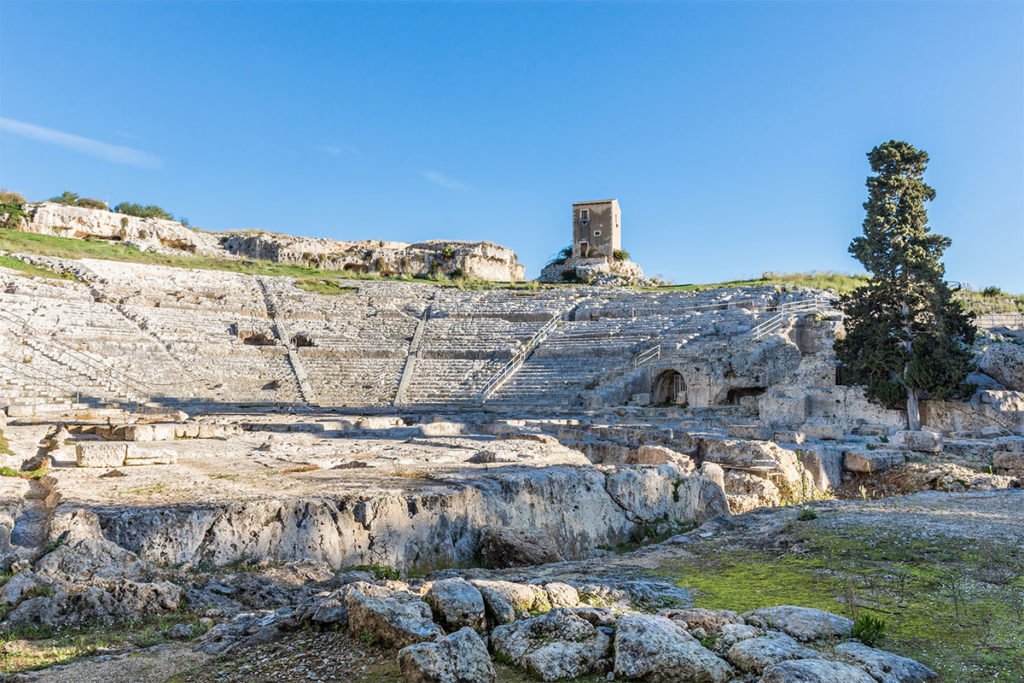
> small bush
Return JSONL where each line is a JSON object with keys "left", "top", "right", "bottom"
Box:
{"left": 0, "top": 190, "right": 26, "bottom": 205}
{"left": 0, "top": 190, "right": 27, "bottom": 229}
{"left": 546, "top": 246, "right": 573, "bottom": 268}
{"left": 613, "top": 249, "right": 630, "bottom": 261}
{"left": 852, "top": 614, "right": 887, "bottom": 646}
{"left": 797, "top": 508, "right": 817, "bottom": 521}
{"left": 350, "top": 564, "right": 400, "bottom": 581}
{"left": 76, "top": 197, "right": 109, "bottom": 210}
{"left": 48, "top": 192, "right": 108, "bottom": 210}
{"left": 113, "top": 202, "right": 174, "bottom": 221}
{"left": 982, "top": 286, "right": 1004, "bottom": 297}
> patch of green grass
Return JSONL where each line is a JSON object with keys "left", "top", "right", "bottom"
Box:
{"left": 294, "top": 278, "right": 359, "bottom": 295}
{"left": 0, "top": 466, "right": 48, "bottom": 480}
{"left": 641, "top": 272, "right": 870, "bottom": 295}
{"left": 0, "top": 229, "right": 554, "bottom": 291}
{"left": 0, "top": 254, "right": 77, "bottom": 281}
{"left": 655, "top": 524, "right": 1024, "bottom": 679}
{"left": 347, "top": 564, "right": 401, "bottom": 581}
{"left": 0, "top": 612, "right": 209, "bottom": 674}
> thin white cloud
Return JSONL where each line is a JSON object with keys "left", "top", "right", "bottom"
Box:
{"left": 0, "top": 117, "right": 160, "bottom": 168}
{"left": 323, "top": 143, "right": 362, "bottom": 159}
{"left": 423, "top": 170, "right": 471, "bottom": 191}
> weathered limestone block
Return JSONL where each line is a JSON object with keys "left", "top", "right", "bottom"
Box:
{"left": 399, "top": 627, "right": 496, "bottom": 683}
{"left": 773, "top": 430, "right": 806, "bottom": 445}
{"left": 491, "top": 609, "right": 611, "bottom": 681}
{"left": 833, "top": 641, "right": 937, "bottom": 682}
{"left": 727, "top": 424, "right": 771, "bottom": 440}
{"left": 993, "top": 451, "right": 1024, "bottom": 475}
{"left": 979, "top": 342, "right": 1024, "bottom": 392}
{"left": 761, "top": 659, "right": 875, "bottom": 683}
{"left": 726, "top": 632, "right": 818, "bottom": 673}
{"left": 424, "top": 578, "right": 486, "bottom": 633}
{"left": 471, "top": 580, "right": 551, "bottom": 626}
{"left": 801, "top": 422, "right": 843, "bottom": 441}
{"left": 123, "top": 444, "right": 177, "bottom": 466}
{"left": 116, "top": 423, "right": 178, "bottom": 442}
{"left": 797, "top": 446, "right": 843, "bottom": 492}
{"left": 613, "top": 614, "right": 733, "bottom": 683}
{"left": 843, "top": 450, "right": 906, "bottom": 474}
{"left": 76, "top": 442, "right": 127, "bottom": 468}
{"left": 893, "top": 430, "right": 942, "bottom": 453}
{"left": 346, "top": 587, "right": 442, "bottom": 650}
{"left": 543, "top": 583, "right": 580, "bottom": 609}
{"left": 628, "top": 444, "right": 693, "bottom": 467}
{"left": 743, "top": 606, "right": 853, "bottom": 641}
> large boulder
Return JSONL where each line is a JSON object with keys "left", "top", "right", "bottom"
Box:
{"left": 346, "top": 587, "right": 442, "bottom": 649}
{"left": 612, "top": 614, "right": 733, "bottom": 683}
{"left": 834, "top": 642, "right": 937, "bottom": 682}
{"left": 399, "top": 627, "right": 496, "bottom": 683}
{"left": 424, "top": 578, "right": 486, "bottom": 633}
{"left": 744, "top": 606, "right": 853, "bottom": 642}
{"left": 760, "top": 658, "right": 875, "bottom": 682}
{"left": 979, "top": 343, "right": 1024, "bottom": 392}
{"left": 490, "top": 609, "right": 611, "bottom": 681}
{"left": 726, "top": 632, "right": 818, "bottom": 673}
{"left": 470, "top": 580, "right": 551, "bottom": 626}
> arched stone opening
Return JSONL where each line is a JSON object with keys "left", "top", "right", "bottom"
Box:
{"left": 653, "top": 369, "right": 686, "bottom": 405}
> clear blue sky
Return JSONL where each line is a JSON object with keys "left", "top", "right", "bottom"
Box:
{"left": 1, "top": 1, "right": 1021, "bottom": 289}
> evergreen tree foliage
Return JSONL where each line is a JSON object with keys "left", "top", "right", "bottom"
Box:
{"left": 836, "top": 141, "right": 976, "bottom": 430}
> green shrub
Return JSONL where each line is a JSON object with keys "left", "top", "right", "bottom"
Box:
{"left": 546, "top": 246, "right": 573, "bottom": 268}
{"left": 48, "top": 192, "right": 108, "bottom": 210}
{"left": 0, "top": 190, "right": 26, "bottom": 205}
{"left": 852, "top": 614, "right": 886, "bottom": 646}
{"left": 797, "top": 508, "right": 818, "bottom": 521}
{"left": 982, "top": 286, "right": 1003, "bottom": 297}
{"left": 76, "top": 197, "right": 109, "bottom": 210}
{"left": 350, "top": 563, "right": 400, "bottom": 581}
{"left": 0, "top": 190, "right": 27, "bottom": 229}
{"left": 613, "top": 249, "right": 630, "bottom": 261}
{"left": 113, "top": 202, "right": 174, "bottom": 221}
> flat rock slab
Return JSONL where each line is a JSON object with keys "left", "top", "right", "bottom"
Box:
{"left": 844, "top": 450, "right": 906, "bottom": 473}
{"left": 76, "top": 442, "right": 127, "bottom": 468}
{"left": 743, "top": 606, "right": 853, "bottom": 641}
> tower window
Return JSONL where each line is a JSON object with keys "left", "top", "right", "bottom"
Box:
{"left": 593, "top": 230, "right": 602, "bottom": 237}
{"left": 580, "top": 208, "right": 590, "bottom": 221}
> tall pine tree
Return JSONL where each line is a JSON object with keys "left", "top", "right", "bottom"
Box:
{"left": 836, "top": 141, "right": 975, "bottom": 430}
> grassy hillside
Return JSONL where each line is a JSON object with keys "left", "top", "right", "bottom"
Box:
{"left": 0, "top": 229, "right": 540, "bottom": 291}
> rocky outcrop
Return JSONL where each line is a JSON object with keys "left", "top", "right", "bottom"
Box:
{"left": 979, "top": 342, "right": 1024, "bottom": 392}
{"left": 19, "top": 202, "right": 223, "bottom": 256}
{"left": 86, "top": 465, "right": 729, "bottom": 571}
{"left": 14, "top": 202, "right": 525, "bottom": 282}
{"left": 221, "top": 234, "right": 525, "bottom": 282}
{"left": 539, "top": 256, "right": 645, "bottom": 285}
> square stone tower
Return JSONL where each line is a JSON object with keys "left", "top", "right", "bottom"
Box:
{"left": 572, "top": 199, "right": 621, "bottom": 259}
